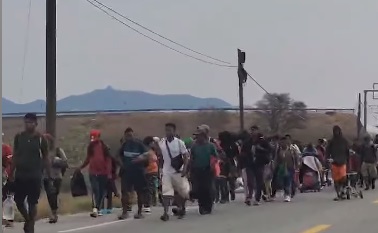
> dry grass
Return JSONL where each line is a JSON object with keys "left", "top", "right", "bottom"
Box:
{"left": 3, "top": 111, "right": 357, "bottom": 219}
{"left": 2, "top": 111, "right": 358, "bottom": 157}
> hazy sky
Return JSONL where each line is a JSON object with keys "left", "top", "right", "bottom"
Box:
{"left": 3, "top": 0, "right": 378, "bottom": 111}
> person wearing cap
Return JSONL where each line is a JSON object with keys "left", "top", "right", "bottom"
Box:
{"left": 9, "top": 113, "right": 53, "bottom": 233}
{"left": 78, "top": 129, "right": 112, "bottom": 218}
{"left": 158, "top": 123, "right": 190, "bottom": 221}
{"left": 117, "top": 127, "right": 150, "bottom": 220}
{"left": 190, "top": 125, "right": 218, "bottom": 215}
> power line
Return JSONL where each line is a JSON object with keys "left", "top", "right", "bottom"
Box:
{"left": 19, "top": 0, "right": 32, "bottom": 102}
{"left": 92, "top": 0, "right": 232, "bottom": 65}
{"left": 86, "top": 0, "right": 236, "bottom": 68}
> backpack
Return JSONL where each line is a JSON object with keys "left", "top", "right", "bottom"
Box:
{"left": 14, "top": 132, "right": 44, "bottom": 166}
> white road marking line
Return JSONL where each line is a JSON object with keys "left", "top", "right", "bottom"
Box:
{"left": 58, "top": 206, "right": 200, "bottom": 232}
{"left": 58, "top": 219, "right": 130, "bottom": 233}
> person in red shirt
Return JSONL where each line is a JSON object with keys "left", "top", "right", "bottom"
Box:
{"left": 77, "top": 130, "right": 111, "bottom": 218}
{"left": 2, "top": 133, "right": 13, "bottom": 185}
{"left": 2, "top": 133, "right": 14, "bottom": 228}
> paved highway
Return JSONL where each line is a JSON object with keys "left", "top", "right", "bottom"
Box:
{"left": 4, "top": 188, "right": 378, "bottom": 233}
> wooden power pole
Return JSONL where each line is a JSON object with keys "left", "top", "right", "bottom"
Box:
{"left": 357, "top": 93, "right": 361, "bottom": 139}
{"left": 46, "top": 0, "right": 57, "bottom": 147}
{"left": 237, "top": 49, "right": 247, "bottom": 131}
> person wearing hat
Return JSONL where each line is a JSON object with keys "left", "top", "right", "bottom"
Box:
{"left": 190, "top": 126, "right": 218, "bottom": 215}
{"left": 78, "top": 129, "right": 112, "bottom": 218}
{"left": 9, "top": 113, "right": 53, "bottom": 233}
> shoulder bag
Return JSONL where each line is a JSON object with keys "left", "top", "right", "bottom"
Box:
{"left": 165, "top": 139, "right": 183, "bottom": 173}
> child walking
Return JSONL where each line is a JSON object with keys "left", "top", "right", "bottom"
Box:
{"left": 215, "top": 157, "right": 230, "bottom": 204}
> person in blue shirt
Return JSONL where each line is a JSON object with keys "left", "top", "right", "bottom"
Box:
{"left": 117, "top": 127, "right": 149, "bottom": 220}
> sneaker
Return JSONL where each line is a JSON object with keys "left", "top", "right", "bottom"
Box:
{"left": 177, "top": 208, "right": 186, "bottom": 219}
{"left": 284, "top": 196, "right": 291, "bottom": 202}
{"left": 134, "top": 213, "right": 144, "bottom": 219}
{"left": 98, "top": 209, "right": 105, "bottom": 216}
{"left": 253, "top": 201, "right": 261, "bottom": 206}
{"left": 160, "top": 213, "right": 169, "bottom": 222}
{"left": 106, "top": 209, "right": 113, "bottom": 214}
{"left": 4, "top": 220, "right": 14, "bottom": 228}
{"left": 118, "top": 212, "right": 129, "bottom": 220}
{"left": 48, "top": 213, "right": 58, "bottom": 223}
{"left": 172, "top": 207, "right": 179, "bottom": 216}
{"left": 90, "top": 208, "right": 98, "bottom": 218}
{"left": 143, "top": 207, "right": 151, "bottom": 213}
{"left": 245, "top": 200, "right": 251, "bottom": 206}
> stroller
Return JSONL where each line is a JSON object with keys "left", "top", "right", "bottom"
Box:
{"left": 299, "top": 149, "right": 323, "bottom": 193}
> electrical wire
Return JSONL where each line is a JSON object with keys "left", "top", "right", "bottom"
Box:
{"left": 92, "top": 0, "right": 232, "bottom": 65}
{"left": 19, "top": 0, "right": 32, "bottom": 102}
{"left": 245, "top": 71, "right": 306, "bottom": 120}
{"left": 86, "top": 0, "right": 236, "bottom": 68}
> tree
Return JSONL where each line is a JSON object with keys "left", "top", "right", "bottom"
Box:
{"left": 255, "top": 93, "right": 307, "bottom": 133}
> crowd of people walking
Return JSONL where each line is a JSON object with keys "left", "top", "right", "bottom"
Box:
{"left": 2, "top": 113, "right": 378, "bottom": 232}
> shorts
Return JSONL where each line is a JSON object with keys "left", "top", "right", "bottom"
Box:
{"left": 121, "top": 172, "right": 147, "bottom": 194}
{"left": 331, "top": 164, "right": 347, "bottom": 182}
{"left": 162, "top": 173, "right": 190, "bottom": 199}
{"left": 13, "top": 177, "right": 42, "bottom": 205}
{"left": 361, "top": 162, "right": 378, "bottom": 178}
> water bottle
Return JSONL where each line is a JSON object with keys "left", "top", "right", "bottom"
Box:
{"left": 3, "top": 194, "right": 15, "bottom": 221}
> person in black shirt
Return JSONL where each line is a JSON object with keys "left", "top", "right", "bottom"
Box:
{"left": 9, "top": 113, "right": 53, "bottom": 233}
{"left": 241, "top": 126, "right": 272, "bottom": 206}
{"left": 218, "top": 131, "right": 239, "bottom": 201}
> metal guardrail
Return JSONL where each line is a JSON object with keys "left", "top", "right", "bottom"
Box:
{"left": 2, "top": 107, "right": 355, "bottom": 118}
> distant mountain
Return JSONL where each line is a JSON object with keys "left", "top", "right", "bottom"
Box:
{"left": 2, "top": 86, "right": 232, "bottom": 114}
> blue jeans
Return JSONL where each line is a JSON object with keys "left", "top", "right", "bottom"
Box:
{"left": 283, "top": 169, "right": 295, "bottom": 196}
{"left": 89, "top": 174, "right": 108, "bottom": 209}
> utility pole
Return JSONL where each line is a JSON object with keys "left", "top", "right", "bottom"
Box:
{"left": 237, "top": 49, "right": 247, "bottom": 131}
{"left": 363, "top": 89, "right": 378, "bottom": 132}
{"left": 357, "top": 93, "right": 361, "bottom": 139}
{"left": 46, "top": 0, "right": 57, "bottom": 147}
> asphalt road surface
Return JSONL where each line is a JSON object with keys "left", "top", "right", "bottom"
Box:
{"left": 4, "top": 188, "right": 378, "bottom": 233}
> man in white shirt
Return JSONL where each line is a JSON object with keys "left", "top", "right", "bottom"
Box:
{"left": 158, "top": 123, "right": 190, "bottom": 221}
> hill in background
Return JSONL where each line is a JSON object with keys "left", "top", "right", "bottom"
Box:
{"left": 2, "top": 86, "right": 232, "bottom": 114}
